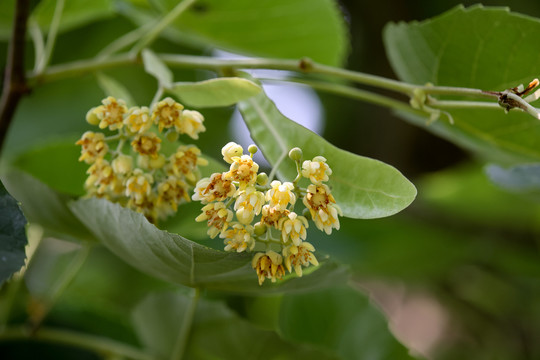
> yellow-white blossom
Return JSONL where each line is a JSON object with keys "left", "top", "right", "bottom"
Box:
{"left": 131, "top": 133, "right": 161, "bottom": 159}
{"left": 124, "top": 106, "right": 152, "bottom": 134}
{"left": 282, "top": 242, "right": 318, "bottom": 277}
{"left": 302, "top": 156, "right": 332, "bottom": 184}
{"left": 266, "top": 180, "right": 296, "bottom": 211}
{"left": 221, "top": 142, "right": 243, "bottom": 164}
{"left": 156, "top": 176, "right": 190, "bottom": 214}
{"left": 178, "top": 110, "right": 206, "bottom": 139}
{"left": 88, "top": 96, "right": 128, "bottom": 131}
{"left": 260, "top": 205, "right": 290, "bottom": 229}
{"left": 278, "top": 212, "right": 308, "bottom": 246}
{"left": 195, "top": 202, "right": 233, "bottom": 238}
{"left": 125, "top": 169, "right": 153, "bottom": 204}
{"left": 234, "top": 186, "right": 265, "bottom": 224}
{"left": 151, "top": 97, "right": 184, "bottom": 132}
{"left": 224, "top": 155, "right": 259, "bottom": 189}
{"left": 112, "top": 154, "right": 133, "bottom": 174}
{"left": 303, "top": 184, "right": 342, "bottom": 235}
{"left": 192, "top": 172, "right": 236, "bottom": 204}
{"left": 221, "top": 223, "right": 255, "bottom": 253}
{"left": 76, "top": 131, "right": 108, "bottom": 164}
{"left": 167, "top": 145, "right": 208, "bottom": 183}
{"left": 252, "top": 251, "right": 286, "bottom": 285}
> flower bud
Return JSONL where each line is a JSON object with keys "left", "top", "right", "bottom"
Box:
{"left": 248, "top": 144, "right": 258, "bottom": 155}
{"left": 86, "top": 107, "right": 100, "bottom": 125}
{"left": 166, "top": 130, "right": 179, "bottom": 142}
{"left": 256, "top": 172, "right": 268, "bottom": 186}
{"left": 112, "top": 154, "right": 133, "bottom": 174}
{"left": 221, "top": 142, "right": 243, "bottom": 164}
{"left": 288, "top": 147, "right": 303, "bottom": 162}
{"left": 254, "top": 222, "right": 267, "bottom": 236}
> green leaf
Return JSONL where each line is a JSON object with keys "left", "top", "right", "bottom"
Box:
{"left": 96, "top": 73, "right": 137, "bottom": 107}
{"left": 278, "top": 286, "right": 418, "bottom": 360}
{"left": 0, "top": 180, "right": 27, "bottom": 286}
{"left": 124, "top": 0, "right": 349, "bottom": 66}
{"left": 485, "top": 163, "right": 540, "bottom": 193}
{"left": 132, "top": 291, "right": 338, "bottom": 359}
{"left": 384, "top": 5, "right": 540, "bottom": 163}
{"left": 142, "top": 49, "right": 173, "bottom": 89}
{"left": 69, "top": 198, "right": 349, "bottom": 293}
{"left": 1, "top": 170, "right": 95, "bottom": 243}
{"left": 237, "top": 80, "right": 417, "bottom": 219}
{"left": 169, "top": 77, "right": 262, "bottom": 108}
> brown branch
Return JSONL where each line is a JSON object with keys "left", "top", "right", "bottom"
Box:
{"left": 0, "top": 0, "right": 31, "bottom": 157}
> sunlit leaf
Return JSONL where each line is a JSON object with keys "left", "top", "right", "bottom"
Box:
{"left": 132, "top": 291, "right": 337, "bottom": 359}
{"left": 123, "top": 0, "right": 349, "bottom": 66}
{"left": 0, "top": 180, "right": 27, "bottom": 286}
{"left": 237, "top": 80, "right": 417, "bottom": 219}
{"left": 1, "top": 170, "right": 95, "bottom": 243}
{"left": 169, "top": 77, "right": 261, "bottom": 108}
{"left": 142, "top": 49, "right": 173, "bottom": 89}
{"left": 69, "top": 198, "right": 349, "bottom": 293}
{"left": 384, "top": 5, "right": 540, "bottom": 163}
{"left": 278, "top": 286, "right": 419, "bottom": 360}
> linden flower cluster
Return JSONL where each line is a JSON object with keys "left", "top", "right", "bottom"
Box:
{"left": 77, "top": 96, "right": 207, "bottom": 223}
{"left": 193, "top": 142, "right": 342, "bottom": 285}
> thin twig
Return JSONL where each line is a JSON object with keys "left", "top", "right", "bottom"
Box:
{"left": 0, "top": 0, "right": 31, "bottom": 156}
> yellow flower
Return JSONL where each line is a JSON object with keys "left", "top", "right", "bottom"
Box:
{"left": 89, "top": 96, "right": 128, "bottom": 131}
{"left": 85, "top": 158, "right": 122, "bottom": 195}
{"left": 192, "top": 172, "right": 236, "bottom": 204}
{"left": 266, "top": 180, "right": 296, "bottom": 211}
{"left": 167, "top": 145, "right": 208, "bottom": 183}
{"left": 234, "top": 186, "right": 265, "bottom": 224}
{"left": 221, "top": 223, "right": 255, "bottom": 253}
{"left": 76, "top": 131, "right": 108, "bottom": 164}
{"left": 178, "top": 110, "right": 206, "bottom": 139}
{"left": 195, "top": 202, "right": 234, "bottom": 239}
{"left": 282, "top": 242, "right": 318, "bottom": 277}
{"left": 224, "top": 155, "right": 259, "bottom": 189}
{"left": 151, "top": 97, "right": 184, "bottom": 132}
{"left": 125, "top": 169, "right": 153, "bottom": 204}
{"left": 124, "top": 106, "right": 152, "bottom": 134}
{"left": 137, "top": 154, "right": 166, "bottom": 170}
{"left": 221, "top": 142, "right": 244, "bottom": 164}
{"left": 111, "top": 154, "right": 133, "bottom": 174}
{"left": 302, "top": 156, "right": 332, "bottom": 184}
{"left": 131, "top": 133, "right": 161, "bottom": 159}
{"left": 260, "top": 205, "right": 290, "bottom": 229}
{"left": 278, "top": 212, "right": 308, "bottom": 246}
{"left": 127, "top": 193, "right": 158, "bottom": 224}
{"left": 252, "top": 251, "right": 286, "bottom": 285}
{"left": 156, "top": 176, "right": 190, "bottom": 214}
{"left": 303, "top": 184, "right": 342, "bottom": 235}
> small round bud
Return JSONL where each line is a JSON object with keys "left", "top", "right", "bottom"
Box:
{"left": 166, "top": 130, "right": 179, "bottom": 142}
{"left": 254, "top": 222, "right": 267, "bottom": 236}
{"left": 112, "top": 154, "right": 133, "bottom": 174}
{"left": 256, "top": 172, "right": 268, "bottom": 186}
{"left": 302, "top": 208, "right": 312, "bottom": 221}
{"left": 248, "top": 144, "right": 258, "bottom": 155}
{"left": 86, "top": 107, "right": 100, "bottom": 126}
{"left": 149, "top": 154, "right": 166, "bottom": 169}
{"left": 288, "top": 147, "right": 303, "bottom": 162}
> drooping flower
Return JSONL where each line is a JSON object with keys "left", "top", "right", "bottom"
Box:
{"left": 234, "top": 186, "right": 265, "bottom": 224}
{"left": 221, "top": 142, "right": 243, "bottom": 164}
{"left": 156, "top": 176, "right": 190, "bottom": 214}
{"left": 195, "top": 202, "right": 234, "bottom": 238}
{"left": 278, "top": 212, "right": 308, "bottom": 246}
{"left": 221, "top": 223, "right": 255, "bottom": 253}
{"left": 224, "top": 155, "right": 259, "bottom": 189}
{"left": 125, "top": 169, "right": 153, "bottom": 204}
{"left": 131, "top": 133, "right": 161, "bottom": 159}
{"left": 303, "top": 184, "right": 342, "bottom": 235}
{"left": 167, "top": 145, "right": 208, "bottom": 183}
{"left": 151, "top": 97, "right": 184, "bottom": 132}
{"left": 260, "top": 205, "right": 290, "bottom": 229}
{"left": 252, "top": 251, "right": 286, "bottom": 285}
{"left": 266, "top": 181, "right": 296, "bottom": 211}
{"left": 302, "top": 156, "right": 332, "bottom": 185}
{"left": 88, "top": 96, "right": 128, "bottom": 131}
{"left": 124, "top": 106, "right": 152, "bottom": 134}
{"left": 282, "top": 242, "right": 318, "bottom": 277}
{"left": 178, "top": 110, "right": 206, "bottom": 139}
{"left": 76, "top": 131, "right": 109, "bottom": 164}
{"left": 192, "top": 172, "right": 236, "bottom": 204}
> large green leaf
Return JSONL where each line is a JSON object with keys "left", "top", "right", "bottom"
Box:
{"left": 384, "top": 5, "right": 540, "bottom": 163}
{"left": 69, "top": 198, "right": 349, "bottom": 293}
{"left": 132, "top": 291, "right": 337, "bottom": 359}
{"left": 278, "top": 286, "right": 419, "bottom": 360}
{"left": 237, "top": 81, "right": 417, "bottom": 219}
{"left": 1, "top": 170, "right": 95, "bottom": 243}
{"left": 169, "top": 77, "right": 262, "bottom": 108}
{"left": 124, "top": 0, "right": 349, "bottom": 66}
{"left": 0, "top": 180, "right": 27, "bottom": 286}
